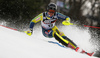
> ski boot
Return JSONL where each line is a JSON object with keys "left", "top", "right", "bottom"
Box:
{"left": 67, "top": 43, "right": 76, "bottom": 49}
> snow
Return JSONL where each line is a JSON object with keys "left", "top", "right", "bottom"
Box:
{"left": 0, "top": 25, "right": 98, "bottom": 58}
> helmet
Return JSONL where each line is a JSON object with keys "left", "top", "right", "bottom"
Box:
{"left": 47, "top": 3, "right": 57, "bottom": 12}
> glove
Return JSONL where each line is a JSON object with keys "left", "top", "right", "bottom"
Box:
{"left": 62, "top": 20, "right": 73, "bottom": 25}
{"left": 24, "top": 28, "right": 33, "bottom": 36}
{"left": 62, "top": 17, "right": 73, "bottom": 25}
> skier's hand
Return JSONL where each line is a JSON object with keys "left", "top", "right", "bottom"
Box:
{"left": 62, "top": 20, "right": 73, "bottom": 25}
{"left": 24, "top": 29, "right": 33, "bottom": 36}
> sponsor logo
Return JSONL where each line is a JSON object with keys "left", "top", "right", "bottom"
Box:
{"left": 36, "top": 17, "right": 40, "bottom": 21}
{"left": 45, "top": 31, "right": 48, "bottom": 35}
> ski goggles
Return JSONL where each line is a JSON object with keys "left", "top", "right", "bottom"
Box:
{"left": 49, "top": 7, "right": 56, "bottom": 10}
{"left": 49, "top": 9, "right": 55, "bottom": 13}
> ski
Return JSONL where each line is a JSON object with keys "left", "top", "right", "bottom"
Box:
{"left": 48, "top": 41, "right": 66, "bottom": 48}
{"left": 48, "top": 41, "right": 95, "bottom": 56}
{"left": 86, "top": 52, "right": 94, "bottom": 56}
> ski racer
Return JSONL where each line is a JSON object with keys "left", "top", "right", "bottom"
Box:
{"left": 25, "top": 3, "right": 94, "bottom": 56}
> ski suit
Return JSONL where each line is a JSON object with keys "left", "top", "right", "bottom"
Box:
{"left": 29, "top": 12, "right": 77, "bottom": 49}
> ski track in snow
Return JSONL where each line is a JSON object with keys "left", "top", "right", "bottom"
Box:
{"left": 0, "top": 24, "right": 98, "bottom": 58}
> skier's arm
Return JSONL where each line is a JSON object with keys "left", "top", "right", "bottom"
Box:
{"left": 29, "top": 13, "right": 43, "bottom": 29}
{"left": 25, "top": 13, "right": 43, "bottom": 36}
{"left": 57, "top": 12, "right": 70, "bottom": 22}
{"left": 57, "top": 12, "right": 72, "bottom": 25}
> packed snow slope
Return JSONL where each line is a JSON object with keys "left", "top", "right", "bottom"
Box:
{"left": 0, "top": 25, "right": 98, "bottom": 58}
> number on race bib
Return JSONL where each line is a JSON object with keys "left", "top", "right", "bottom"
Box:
{"left": 48, "top": 24, "right": 53, "bottom": 27}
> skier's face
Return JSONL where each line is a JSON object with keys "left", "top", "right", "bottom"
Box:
{"left": 48, "top": 9, "right": 55, "bottom": 16}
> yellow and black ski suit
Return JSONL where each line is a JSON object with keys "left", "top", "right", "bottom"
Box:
{"left": 29, "top": 12, "right": 77, "bottom": 50}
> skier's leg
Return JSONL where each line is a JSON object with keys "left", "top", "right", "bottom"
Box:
{"left": 51, "top": 26, "right": 94, "bottom": 56}
{"left": 52, "top": 26, "right": 77, "bottom": 50}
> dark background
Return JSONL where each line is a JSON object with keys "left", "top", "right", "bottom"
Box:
{"left": 0, "top": 0, "right": 50, "bottom": 29}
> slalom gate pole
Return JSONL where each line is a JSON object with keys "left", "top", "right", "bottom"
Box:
{"left": 0, "top": 25, "right": 17, "bottom": 31}
{"left": 0, "top": 25, "right": 24, "bottom": 32}
{"left": 84, "top": 25, "right": 100, "bottom": 29}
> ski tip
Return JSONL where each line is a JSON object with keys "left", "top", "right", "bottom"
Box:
{"left": 87, "top": 52, "right": 94, "bottom": 56}
{"left": 91, "top": 52, "right": 94, "bottom": 56}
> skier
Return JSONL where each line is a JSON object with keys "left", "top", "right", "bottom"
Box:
{"left": 25, "top": 3, "right": 94, "bottom": 56}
